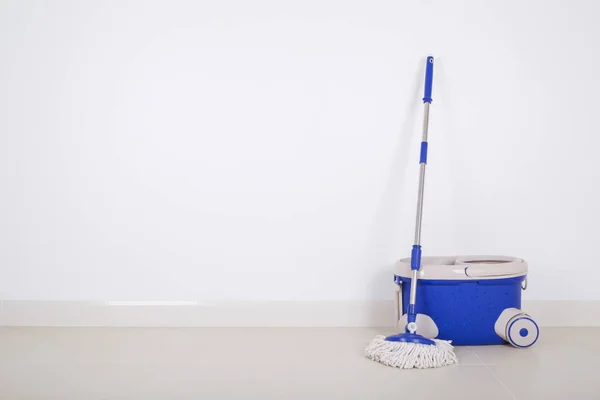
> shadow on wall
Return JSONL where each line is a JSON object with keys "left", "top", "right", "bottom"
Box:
{"left": 426, "top": 58, "right": 463, "bottom": 252}
{"left": 363, "top": 58, "right": 426, "bottom": 306}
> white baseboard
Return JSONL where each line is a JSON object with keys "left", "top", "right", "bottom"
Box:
{"left": 0, "top": 300, "right": 598, "bottom": 327}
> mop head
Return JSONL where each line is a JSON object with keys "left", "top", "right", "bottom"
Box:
{"left": 365, "top": 335, "right": 458, "bottom": 369}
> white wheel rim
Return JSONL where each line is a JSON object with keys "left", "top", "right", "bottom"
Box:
{"left": 507, "top": 316, "right": 539, "bottom": 348}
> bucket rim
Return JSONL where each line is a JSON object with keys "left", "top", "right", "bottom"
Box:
{"left": 394, "top": 255, "right": 528, "bottom": 280}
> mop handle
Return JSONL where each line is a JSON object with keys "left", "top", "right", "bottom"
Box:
{"left": 407, "top": 56, "right": 434, "bottom": 326}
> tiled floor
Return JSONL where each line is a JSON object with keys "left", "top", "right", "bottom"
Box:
{"left": 0, "top": 327, "right": 598, "bottom": 399}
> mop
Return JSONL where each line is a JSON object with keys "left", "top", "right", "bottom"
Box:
{"left": 365, "top": 56, "right": 458, "bottom": 369}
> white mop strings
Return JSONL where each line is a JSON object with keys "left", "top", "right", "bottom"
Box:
{"left": 365, "top": 335, "right": 458, "bottom": 369}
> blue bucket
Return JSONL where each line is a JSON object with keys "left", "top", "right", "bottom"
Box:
{"left": 394, "top": 256, "right": 535, "bottom": 346}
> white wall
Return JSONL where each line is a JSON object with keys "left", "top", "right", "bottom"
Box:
{"left": 1, "top": 0, "right": 599, "bottom": 303}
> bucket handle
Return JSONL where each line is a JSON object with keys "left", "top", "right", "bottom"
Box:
{"left": 521, "top": 279, "right": 527, "bottom": 290}
{"left": 394, "top": 281, "right": 403, "bottom": 321}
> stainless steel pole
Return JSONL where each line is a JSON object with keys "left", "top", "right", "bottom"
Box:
{"left": 406, "top": 56, "right": 434, "bottom": 332}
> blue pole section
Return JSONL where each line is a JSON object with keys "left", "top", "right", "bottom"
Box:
{"left": 423, "top": 56, "right": 434, "bottom": 104}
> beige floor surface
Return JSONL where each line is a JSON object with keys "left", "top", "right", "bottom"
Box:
{"left": 0, "top": 327, "right": 597, "bottom": 399}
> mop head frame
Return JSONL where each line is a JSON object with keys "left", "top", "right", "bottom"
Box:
{"left": 365, "top": 335, "right": 458, "bottom": 369}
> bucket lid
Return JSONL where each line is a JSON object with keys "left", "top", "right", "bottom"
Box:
{"left": 394, "top": 255, "right": 528, "bottom": 280}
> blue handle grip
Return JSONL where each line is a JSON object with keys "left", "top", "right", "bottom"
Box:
{"left": 423, "top": 56, "right": 434, "bottom": 103}
{"left": 410, "top": 245, "right": 422, "bottom": 271}
{"left": 419, "top": 141, "right": 428, "bottom": 164}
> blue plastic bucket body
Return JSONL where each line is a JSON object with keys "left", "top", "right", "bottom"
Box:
{"left": 395, "top": 275, "right": 525, "bottom": 346}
